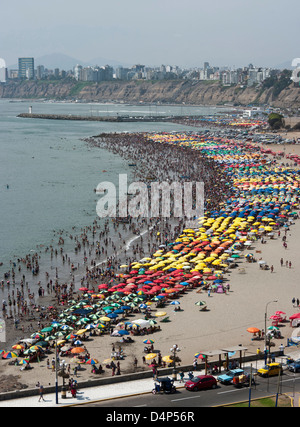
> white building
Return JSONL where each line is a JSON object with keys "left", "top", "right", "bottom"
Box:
{"left": 0, "top": 58, "right": 8, "bottom": 82}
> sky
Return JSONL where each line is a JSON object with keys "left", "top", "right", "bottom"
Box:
{"left": 1, "top": 0, "right": 300, "bottom": 69}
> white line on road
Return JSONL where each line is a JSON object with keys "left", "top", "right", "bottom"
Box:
{"left": 217, "top": 389, "right": 242, "bottom": 395}
{"left": 171, "top": 395, "right": 202, "bottom": 402}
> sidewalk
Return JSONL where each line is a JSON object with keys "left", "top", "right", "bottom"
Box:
{"left": 0, "top": 348, "right": 299, "bottom": 407}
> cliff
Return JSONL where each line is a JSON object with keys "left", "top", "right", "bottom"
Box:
{"left": 0, "top": 79, "right": 299, "bottom": 108}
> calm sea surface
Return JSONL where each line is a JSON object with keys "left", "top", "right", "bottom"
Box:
{"left": 0, "top": 99, "right": 223, "bottom": 286}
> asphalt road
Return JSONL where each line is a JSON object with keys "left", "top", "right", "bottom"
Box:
{"left": 78, "top": 371, "right": 300, "bottom": 408}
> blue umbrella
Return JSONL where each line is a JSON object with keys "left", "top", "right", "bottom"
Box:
{"left": 170, "top": 301, "right": 180, "bottom": 305}
{"left": 139, "top": 304, "right": 147, "bottom": 309}
{"left": 107, "top": 313, "right": 118, "bottom": 319}
{"left": 118, "top": 330, "right": 129, "bottom": 336}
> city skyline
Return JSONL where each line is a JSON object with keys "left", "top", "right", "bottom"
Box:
{"left": 1, "top": 0, "right": 299, "bottom": 70}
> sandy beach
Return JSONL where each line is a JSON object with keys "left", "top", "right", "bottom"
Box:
{"left": 0, "top": 128, "right": 300, "bottom": 394}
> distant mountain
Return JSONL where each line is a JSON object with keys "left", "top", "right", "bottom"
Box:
{"left": 8, "top": 53, "right": 130, "bottom": 70}
{"left": 35, "top": 53, "right": 84, "bottom": 70}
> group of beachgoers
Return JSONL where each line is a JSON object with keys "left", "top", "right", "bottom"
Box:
{"left": 1, "top": 126, "right": 300, "bottom": 385}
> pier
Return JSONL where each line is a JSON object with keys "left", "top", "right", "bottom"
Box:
{"left": 17, "top": 112, "right": 188, "bottom": 123}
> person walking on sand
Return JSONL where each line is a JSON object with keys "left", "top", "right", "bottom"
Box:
{"left": 38, "top": 384, "right": 45, "bottom": 402}
{"left": 270, "top": 265, "right": 274, "bottom": 273}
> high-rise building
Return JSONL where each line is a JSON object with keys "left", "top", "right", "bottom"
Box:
{"left": 18, "top": 57, "right": 35, "bottom": 79}
{"left": 0, "top": 58, "right": 8, "bottom": 82}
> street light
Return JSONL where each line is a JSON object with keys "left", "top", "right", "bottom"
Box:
{"left": 264, "top": 299, "right": 278, "bottom": 362}
{"left": 170, "top": 344, "right": 180, "bottom": 380}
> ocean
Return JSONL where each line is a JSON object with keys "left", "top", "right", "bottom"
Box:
{"left": 0, "top": 99, "right": 223, "bottom": 298}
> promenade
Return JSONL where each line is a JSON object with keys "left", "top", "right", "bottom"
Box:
{"left": 1, "top": 346, "right": 299, "bottom": 407}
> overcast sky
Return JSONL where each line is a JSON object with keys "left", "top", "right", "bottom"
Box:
{"left": 1, "top": 0, "right": 299, "bottom": 69}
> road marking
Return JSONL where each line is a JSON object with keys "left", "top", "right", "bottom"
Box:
{"left": 134, "top": 404, "right": 148, "bottom": 407}
{"left": 171, "top": 395, "right": 202, "bottom": 402}
{"left": 217, "top": 389, "right": 241, "bottom": 395}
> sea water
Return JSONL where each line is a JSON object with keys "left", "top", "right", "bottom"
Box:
{"left": 0, "top": 99, "right": 222, "bottom": 296}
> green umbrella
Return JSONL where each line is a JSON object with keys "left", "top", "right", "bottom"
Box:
{"left": 195, "top": 301, "right": 207, "bottom": 307}
{"left": 45, "top": 335, "right": 56, "bottom": 342}
{"left": 41, "top": 327, "right": 53, "bottom": 333}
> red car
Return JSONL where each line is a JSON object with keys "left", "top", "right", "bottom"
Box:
{"left": 185, "top": 375, "right": 217, "bottom": 391}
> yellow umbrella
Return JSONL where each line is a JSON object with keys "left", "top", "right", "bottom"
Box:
{"left": 76, "top": 329, "right": 88, "bottom": 335}
{"left": 145, "top": 353, "right": 157, "bottom": 360}
{"left": 162, "top": 355, "right": 173, "bottom": 363}
{"left": 100, "top": 316, "right": 111, "bottom": 322}
{"left": 155, "top": 312, "right": 167, "bottom": 317}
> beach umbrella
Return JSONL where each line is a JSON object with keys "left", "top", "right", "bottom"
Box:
{"left": 162, "top": 355, "right": 173, "bottom": 364}
{"left": 71, "top": 347, "right": 85, "bottom": 354}
{"left": 170, "top": 301, "right": 180, "bottom": 305}
{"left": 23, "top": 349, "right": 36, "bottom": 355}
{"left": 86, "top": 358, "right": 99, "bottom": 365}
{"left": 143, "top": 339, "right": 154, "bottom": 344}
{"left": 41, "top": 326, "right": 53, "bottom": 333}
{"left": 31, "top": 333, "right": 44, "bottom": 340}
{"left": 99, "top": 316, "right": 111, "bottom": 322}
{"left": 17, "top": 359, "right": 29, "bottom": 366}
{"left": 55, "top": 331, "right": 67, "bottom": 338}
{"left": 12, "top": 344, "right": 25, "bottom": 350}
{"left": 35, "top": 341, "right": 48, "bottom": 348}
{"left": 51, "top": 323, "right": 62, "bottom": 328}
{"left": 195, "top": 301, "right": 207, "bottom": 307}
{"left": 73, "top": 340, "right": 83, "bottom": 346}
{"left": 76, "top": 329, "right": 87, "bottom": 335}
{"left": 60, "top": 325, "right": 73, "bottom": 331}
{"left": 247, "top": 327, "right": 260, "bottom": 334}
{"left": 2, "top": 351, "right": 18, "bottom": 359}
{"left": 45, "top": 335, "right": 56, "bottom": 342}
{"left": 85, "top": 324, "right": 96, "bottom": 330}
{"left": 30, "top": 345, "right": 44, "bottom": 352}
{"left": 155, "top": 311, "right": 167, "bottom": 317}
{"left": 194, "top": 353, "right": 206, "bottom": 359}
{"left": 145, "top": 353, "right": 157, "bottom": 360}
{"left": 267, "top": 326, "right": 279, "bottom": 331}
{"left": 117, "top": 330, "right": 129, "bottom": 336}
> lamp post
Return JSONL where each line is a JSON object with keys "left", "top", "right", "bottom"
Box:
{"left": 264, "top": 300, "right": 278, "bottom": 362}
{"left": 170, "top": 344, "right": 180, "bottom": 380}
{"left": 55, "top": 339, "right": 59, "bottom": 405}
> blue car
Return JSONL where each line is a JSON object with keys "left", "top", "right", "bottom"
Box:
{"left": 217, "top": 369, "right": 244, "bottom": 384}
{"left": 288, "top": 359, "right": 300, "bottom": 373}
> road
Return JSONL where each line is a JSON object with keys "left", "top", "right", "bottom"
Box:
{"left": 76, "top": 371, "right": 300, "bottom": 408}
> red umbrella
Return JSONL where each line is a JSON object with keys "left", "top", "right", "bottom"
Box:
{"left": 79, "top": 287, "right": 89, "bottom": 292}
{"left": 289, "top": 313, "right": 300, "bottom": 320}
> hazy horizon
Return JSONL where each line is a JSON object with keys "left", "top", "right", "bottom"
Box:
{"left": 1, "top": 0, "right": 299, "bottom": 69}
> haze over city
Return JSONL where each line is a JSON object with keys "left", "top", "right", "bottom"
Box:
{"left": 1, "top": 0, "right": 300, "bottom": 69}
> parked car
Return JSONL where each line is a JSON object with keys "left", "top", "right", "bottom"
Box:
{"left": 185, "top": 375, "right": 217, "bottom": 391}
{"left": 217, "top": 369, "right": 244, "bottom": 385}
{"left": 257, "top": 363, "right": 283, "bottom": 378}
{"left": 288, "top": 359, "right": 300, "bottom": 373}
